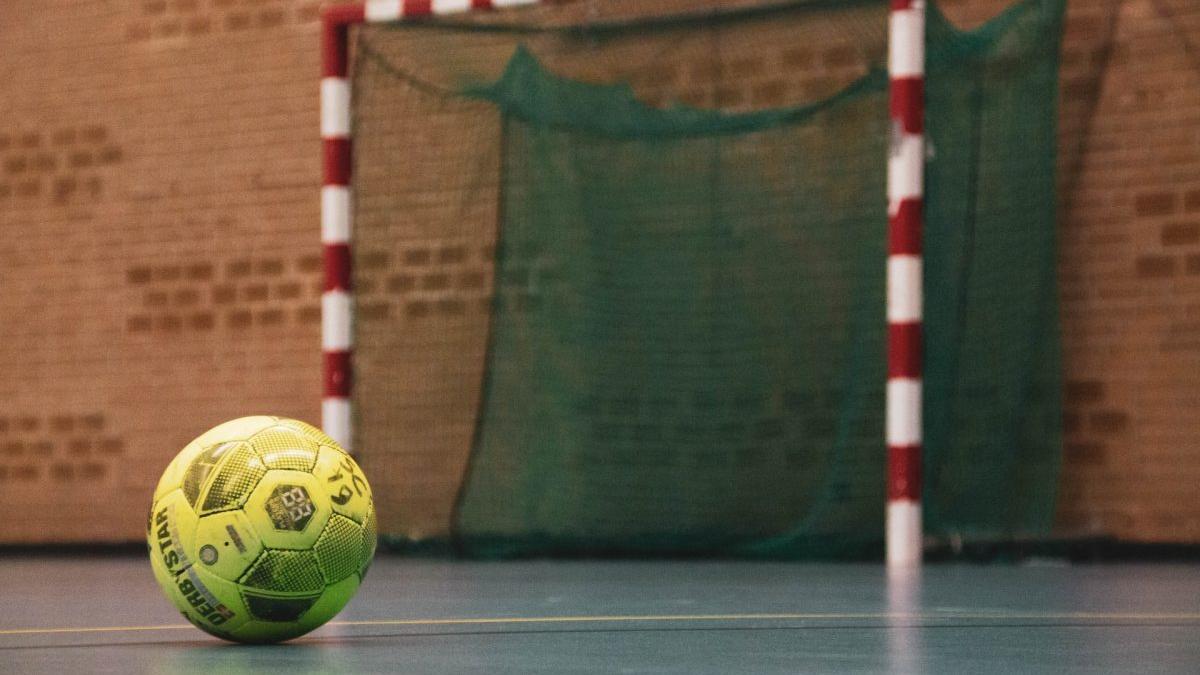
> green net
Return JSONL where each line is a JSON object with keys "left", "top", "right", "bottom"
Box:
{"left": 350, "top": 0, "right": 1065, "bottom": 557}
{"left": 921, "top": 2, "right": 1065, "bottom": 540}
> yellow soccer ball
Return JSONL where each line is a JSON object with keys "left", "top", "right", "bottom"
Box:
{"left": 147, "top": 416, "right": 375, "bottom": 643}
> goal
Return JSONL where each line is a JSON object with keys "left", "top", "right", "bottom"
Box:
{"left": 319, "top": 0, "right": 1064, "bottom": 564}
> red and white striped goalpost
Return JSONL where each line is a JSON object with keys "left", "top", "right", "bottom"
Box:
{"left": 319, "top": 0, "right": 541, "bottom": 451}
{"left": 320, "top": 0, "right": 925, "bottom": 564}
{"left": 886, "top": 0, "right": 925, "bottom": 567}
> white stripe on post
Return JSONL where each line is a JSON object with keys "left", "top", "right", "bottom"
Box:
{"left": 886, "top": 256, "right": 922, "bottom": 323}
{"left": 887, "top": 501, "right": 922, "bottom": 567}
{"left": 365, "top": 0, "right": 403, "bottom": 22}
{"left": 886, "top": 379, "right": 922, "bottom": 447}
{"left": 432, "top": 0, "right": 473, "bottom": 14}
{"left": 322, "top": 397, "right": 353, "bottom": 451}
{"left": 888, "top": 7, "right": 925, "bottom": 78}
{"left": 887, "top": 133, "right": 923, "bottom": 212}
{"left": 322, "top": 185, "right": 352, "bottom": 244}
{"left": 321, "top": 78, "right": 351, "bottom": 138}
{"left": 322, "top": 291, "right": 353, "bottom": 352}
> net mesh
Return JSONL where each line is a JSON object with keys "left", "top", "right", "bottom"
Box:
{"left": 350, "top": 0, "right": 1065, "bottom": 557}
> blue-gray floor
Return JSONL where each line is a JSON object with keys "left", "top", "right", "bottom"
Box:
{"left": 2, "top": 556, "right": 1199, "bottom": 673}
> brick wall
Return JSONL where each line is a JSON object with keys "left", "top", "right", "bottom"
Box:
{"left": 0, "top": 0, "right": 326, "bottom": 542}
{"left": 0, "top": 0, "right": 1196, "bottom": 544}
{"left": 1049, "top": 0, "right": 1200, "bottom": 541}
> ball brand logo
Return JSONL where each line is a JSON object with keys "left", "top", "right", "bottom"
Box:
{"left": 153, "top": 505, "right": 236, "bottom": 626}
{"left": 153, "top": 505, "right": 190, "bottom": 573}
{"left": 178, "top": 569, "right": 236, "bottom": 626}
{"left": 265, "top": 485, "right": 315, "bottom": 531}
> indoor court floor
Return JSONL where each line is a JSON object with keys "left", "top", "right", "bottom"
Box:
{"left": 2, "top": 556, "right": 1199, "bottom": 673}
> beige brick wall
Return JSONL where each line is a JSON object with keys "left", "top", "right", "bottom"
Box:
{"left": 0, "top": 0, "right": 325, "bottom": 542}
{"left": 1049, "top": 0, "right": 1200, "bottom": 541}
{"left": 0, "top": 0, "right": 1196, "bottom": 544}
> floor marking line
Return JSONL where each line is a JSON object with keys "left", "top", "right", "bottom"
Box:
{"left": 331, "top": 612, "right": 1200, "bottom": 627}
{"left": 4, "top": 612, "right": 1200, "bottom": 636}
{"left": 0, "top": 625, "right": 192, "bottom": 636}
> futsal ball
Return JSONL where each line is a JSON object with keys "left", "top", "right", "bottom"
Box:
{"left": 147, "top": 416, "right": 376, "bottom": 643}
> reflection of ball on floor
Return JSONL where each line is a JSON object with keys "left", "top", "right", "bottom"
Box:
{"left": 147, "top": 416, "right": 376, "bottom": 643}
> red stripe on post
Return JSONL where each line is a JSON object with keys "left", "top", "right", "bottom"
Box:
{"left": 321, "top": 4, "right": 364, "bottom": 77}
{"left": 471, "top": 0, "right": 495, "bottom": 9}
{"left": 323, "top": 138, "right": 352, "bottom": 186}
{"left": 890, "top": 0, "right": 916, "bottom": 9}
{"left": 404, "top": 0, "right": 433, "bottom": 16}
{"left": 889, "top": 77, "right": 923, "bottom": 134}
{"left": 324, "top": 244, "right": 352, "bottom": 292}
{"left": 888, "top": 198, "right": 922, "bottom": 255}
{"left": 322, "top": 3, "right": 367, "bottom": 26}
{"left": 887, "top": 444, "right": 921, "bottom": 500}
{"left": 324, "top": 351, "right": 353, "bottom": 398}
{"left": 320, "top": 22, "right": 351, "bottom": 78}
{"left": 321, "top": 22, "right": 347, "bottom": 78}
{"left": 888, "top": 322, "right": 921, "bottom": 379}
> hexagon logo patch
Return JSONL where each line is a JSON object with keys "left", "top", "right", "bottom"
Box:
{"left": 265, "top": 485, "right": 316, "bottom": 531}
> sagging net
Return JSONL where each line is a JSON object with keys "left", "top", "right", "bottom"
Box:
{"left": 349, "top": 0, "right": 1065, "bottom": 557}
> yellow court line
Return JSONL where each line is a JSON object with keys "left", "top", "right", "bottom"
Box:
{"left": 3, "top": 611, "right": 1200, "bottom": 637}
{"left": 0, "top": 624, "right": 192, "bottom": 636}
{"left": 332, "top": 612, "right": 1200, "bottom": 628}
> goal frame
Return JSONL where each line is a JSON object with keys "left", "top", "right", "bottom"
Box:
{"left": 318, "top": 0, "right": 926, "bottom": 567}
